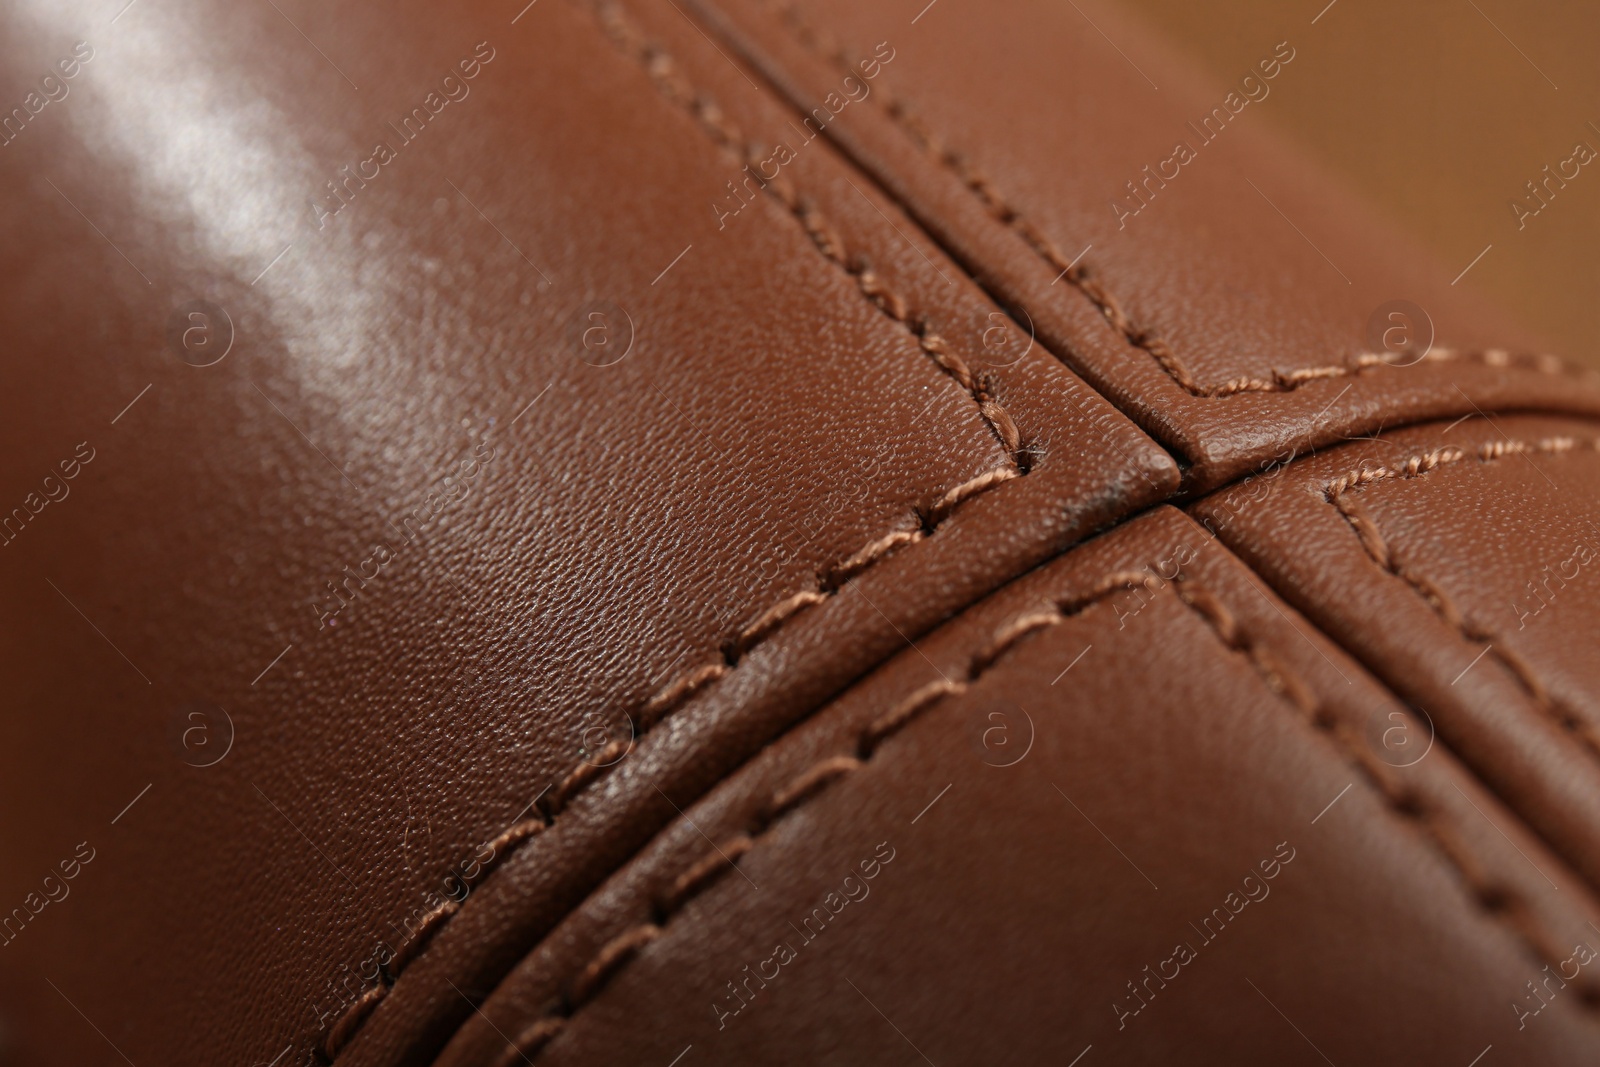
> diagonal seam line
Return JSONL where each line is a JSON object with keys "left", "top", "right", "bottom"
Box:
{"left": 446, "top": 562, "right": 1600, "bottom": 1066}
{"left": 676, "top": 0, "right": 1353, "bottom": 448}
{"left": 663, "top": 0, "right": 761, "bottom": 91}
{"left": 663, "top": 0, "right": 1189, "bottom": 465}
{"left": 1219, "top": 432, "right": 1600, "bottom": 906}
{"left": 672, "top": 0, "right": 1174, "bottom": 423}
{"left": 700, "top": 0, "right": 1596, "bottom": 418}
{"left": 841, "top": 175, "right": 954, "bottom": 286}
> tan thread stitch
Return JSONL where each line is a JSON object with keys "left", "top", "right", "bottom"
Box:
{"left": 1323, "top": 434, "right": 1600, "bottom": 766}
{"left": 641, "top": 660, "right": 729, "bottom": 729}
{"left": 596, "top": 0, "right": 1026, "bottom": 460}
{"left": 323, "top": 985, "right": 385, "bottom": 1060}
{"left": 501, "top": 1018, "right": 564, "bottom": 1063}
{"left": 321, "top": 812, "right": 552, "bottom": 1059}
{"left": 735, "top": 590, "right": 831, "bottom": 654}
{"left": 569, "top": 923, "right": 663, "bottom": 1006}
{"left": 830, "top": 527, "right": 919, "bottom": 585}
{"left": 765, "top": 1, "right": 1596, "bottom": 399}
{"left": 556, "top": 0, "right": 1026, "bottom": 771}
{"left": 386, "top": 900, "right": 459, "bottom": 975}
{"left": 320, "top": 848, "right": 521, "bottom": 1059}
{"left": 763, "top": 754, "right": 862, "bottom": 822}
{"left": 322, "top": 486, "right": 1015, "bottom": 1057}
{"left": 659, "top": 833, "right": 756, "bottom": 915}
{"left": 485, "top": 571, "right": 1597, "bottom": 1065}
{"left": 320, "top": 471, "right": 1017, "bottom": 1061}
{"left": 857, "top": 677, "right": 964, "bottom": 751}
{"left": 322, "top": 4, "right": 1033, "bottom": 1057}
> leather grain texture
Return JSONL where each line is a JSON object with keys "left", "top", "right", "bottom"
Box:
{"left": 434, "top": 508, "right": 1600, "bottom": 1065}
{"left": 1191, "top": 414, "right": 1600, "bottom": 894}
{"left": 0, "top": 0, "right": 1598, "bottom": 1064}
{"left": 689, "top": 0, "right": 1600, "bottom": 486}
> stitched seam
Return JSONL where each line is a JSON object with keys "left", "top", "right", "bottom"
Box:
{"left": 607, "top": 2, "right": 1028, "bottom": 461}
{"left": 320, "top": 2, "right": 1033, "bottom": 1058}
{"left": 487, "top": 570, "right": 1598, "bottom": 1064}
{"left": 1323, "top": 434, "right": 1600, "bottom": 769}
{"left": 761, "top": 1, "right": 1595, "bottom": 398}
{"left": 543, "top": 0, "right": 1026, "bottom": 803}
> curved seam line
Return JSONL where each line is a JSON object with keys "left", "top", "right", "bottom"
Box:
{"left": 483, "top": 570, "right": 1599, "bottom": 1064}
{"left": 757, "top": 0, "right": 1597, "bottom": 399}
{"left": 1322, "top": 434, "right": 1600, "bottom": 770}
{"left": 598, "top": 0, "right": 1028, "bottom": 462}
{"left": 320, "top": 0, "right": 1035, "bottom": 1057}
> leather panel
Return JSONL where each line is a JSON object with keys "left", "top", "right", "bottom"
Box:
{"left": 3, "top": 0, "right": 1597, "bottom": 1063}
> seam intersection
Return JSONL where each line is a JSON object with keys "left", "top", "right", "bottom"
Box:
{"left": 320, "top": 2, "right": 1600, "bottom": 1059}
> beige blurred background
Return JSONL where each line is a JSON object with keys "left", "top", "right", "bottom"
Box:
{"left": 1127, "top": 0, "right": 1600, "bottom": 368}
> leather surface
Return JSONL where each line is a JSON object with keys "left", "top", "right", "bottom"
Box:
{"left": 0, "top": 0, "right": 1169, "bottom": 1063}
{"left": 1, "top": 0, "right": 1598, "bottom": 1064}
{"left": 437, "top": 508, "right": 1600, "bottom": 1065}
{"left": 1191, "top": 413, "right": 1600, "bottom": 895}
{"left": 691, "top": 0, "right": 1600, "bottom": 486}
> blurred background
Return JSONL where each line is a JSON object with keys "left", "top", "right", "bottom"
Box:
{"left": 1129, "top": 0, "right": 1600, "bottom": 368}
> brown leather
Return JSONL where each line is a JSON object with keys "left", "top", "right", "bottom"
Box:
{"left": 0, "top": 0, "right": 1597, "bottom": 1065}
{"left": 436, "top": 507, "right": 1600, "bottom": 1065}
{"left": 1190, "top": 414, "right": 1600, "bottom": 892}
{"left": 687, "top": 0, "right": 1600, "bottom": 487}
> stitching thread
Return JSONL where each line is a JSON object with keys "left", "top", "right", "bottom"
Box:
{"left": 764, "top": 1, "right": 1596, "bottom": 399}
{"left": 601, "top": 1, "right": 1028, "bottom": 461}
{"left": 1323, "top": 434, "right": 1600, "bottom": 767}
{"left": 540, "top": 0, "right": 1034, "bottom": 811}
{"left": 487, "top": 569, "right": 1599, "bottom": 1064}
{"left": 321, "top": 2, "right": 1032, "bottom": 1058}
